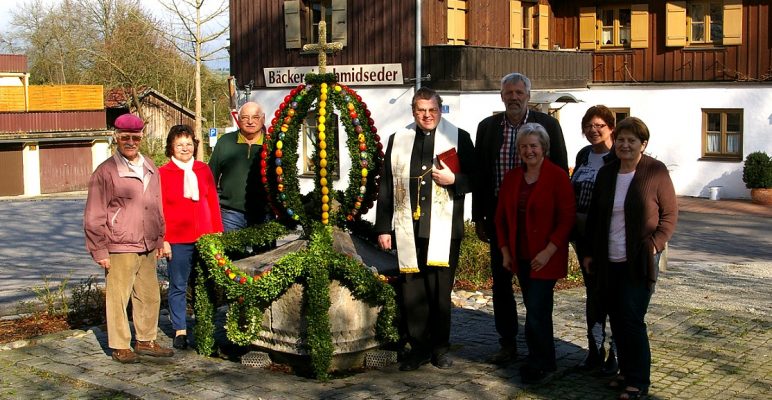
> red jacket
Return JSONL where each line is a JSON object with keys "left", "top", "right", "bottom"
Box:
{"left": 159, "top": 160, "right": 223, "bottom": 244}
{"left": 495, "top": 159, "right": 576, "bottom": 280}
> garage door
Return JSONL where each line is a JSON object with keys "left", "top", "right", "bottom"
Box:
{"left": 40, "top": 142, "right": 92, "bottom": 193}
{"left": 0, "top": 143, "right": 24, "bottom": 196}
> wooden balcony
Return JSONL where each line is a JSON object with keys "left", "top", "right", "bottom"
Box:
{"left": 422, "top": 45, "right": 592, "bottom": 91}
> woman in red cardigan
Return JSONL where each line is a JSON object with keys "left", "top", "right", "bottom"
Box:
{"left": 159, "top": 125, "right": 223, "bottom": 350}
{"left": 495, "top": 123, "right": 576, "bottom": 384}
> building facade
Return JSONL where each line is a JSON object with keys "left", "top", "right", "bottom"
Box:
{"left": 229, "top": 0, "right": 771, "bottom": 200}
{"left": 0, "top": 54, "right": 111, "bottom": 196}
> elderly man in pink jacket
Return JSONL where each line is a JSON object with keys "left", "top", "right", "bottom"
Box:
{"left": 84, "top": 114, "right": 174, "bottom": 363}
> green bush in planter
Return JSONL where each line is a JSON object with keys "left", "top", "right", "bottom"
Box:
{"left": 742, "top": 151, "right": 772, "bottom": 189}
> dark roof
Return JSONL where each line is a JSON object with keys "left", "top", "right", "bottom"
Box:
{"left": 104, "top": 87, "right": 196, "bottom": 118}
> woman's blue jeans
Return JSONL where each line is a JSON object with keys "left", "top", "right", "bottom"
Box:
{"left": 168, "top": 243, "right": 195, "bottom": 331}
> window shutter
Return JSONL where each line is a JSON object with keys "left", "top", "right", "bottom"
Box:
{"left": 284, "top": 0, "right": 301, "bottom": 49}
{"left": 665, "top": 1, "right": 686, "bottom": 47}
{"left": 510, "top": 1, "right": 522, "bottom": 48}
{"left": 447, "top": 0, "right": 468, "bottom": 45}
{"left": 331, "top": 0, "right": 347, "bottom": 47}
{"left": 537, "top": 4, "right": 549, "bottom": 49}
{"left": 723, "top": 0, "right": 742, "bottom": 46}
{"left": 630, "top": 4, "right": 648, "bottom": 48}
{"left": 579, "top": 7, "right": 596, "bottom": 50}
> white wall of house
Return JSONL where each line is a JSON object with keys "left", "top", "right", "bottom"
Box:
{"left": 451, "top": 84, "right": 772, "bottom": 200}
{"left": 236, "top": 82, "right": 770, "bottom": 225}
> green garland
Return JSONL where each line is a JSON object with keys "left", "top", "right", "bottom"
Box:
{"left": 193, "top": 72, "right": 392, "bottom": 380}
{"left": 194, "top": 223, "right": 398, "bottom": 380}
{"left": 261, "top": 74, "right": 384, "bottom": 232}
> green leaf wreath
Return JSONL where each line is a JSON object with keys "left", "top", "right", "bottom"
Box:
{"left": 193, "top": 73, "right": 396, "bottom": 380}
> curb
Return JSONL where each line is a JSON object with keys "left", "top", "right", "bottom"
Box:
{"left": 0, "top": 327, "right": 99, "bottom": 352}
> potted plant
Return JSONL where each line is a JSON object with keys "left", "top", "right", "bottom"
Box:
{"left": 742, "top": 151, "right": 772, "bottom": 205}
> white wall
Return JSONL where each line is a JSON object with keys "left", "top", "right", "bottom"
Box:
{"left": 239, "top": 83, "right": 771, "bottom": 217}
{"left": 0, "top": 76, "right": 23, "bottom": 86}
{"left": 91, "top": 139, "right": 112, "bottom": 171}
{"left": 455, "top": 84, "right": 772, "bottom": 199}
{"left": 22, "top": 143, "right": 41, "bottom": 196}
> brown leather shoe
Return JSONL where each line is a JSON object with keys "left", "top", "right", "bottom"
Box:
{"left": 111, "top": 348, "right": 139, "bottom": 364}
{"left": 135, "top": 340, "right": 174, "bottom": 357}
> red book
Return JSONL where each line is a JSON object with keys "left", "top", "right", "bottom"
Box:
{"left": 436, "top": 148, "right": 460, "bottom": 173}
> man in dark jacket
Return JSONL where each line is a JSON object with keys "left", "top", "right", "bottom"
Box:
{"left": 209, "top": 101, "right": 269, "bottom": 232}
{"left": 472, "top": 72, "right": 568, "bottom": 365}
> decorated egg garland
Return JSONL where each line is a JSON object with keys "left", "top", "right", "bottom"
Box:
{"left": 262, "top": 73, "right": 384, "bottom": 228}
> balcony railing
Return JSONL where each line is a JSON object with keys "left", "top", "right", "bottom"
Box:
{"left": 422, "top": 45, "right": 592, "bottom": 91}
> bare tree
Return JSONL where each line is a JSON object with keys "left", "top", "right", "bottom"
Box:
{"left": 157, "top": 0, "right": 229, "bottom": 160}
{"left": 9, "top": 0, "right": 96, "bottom": 84}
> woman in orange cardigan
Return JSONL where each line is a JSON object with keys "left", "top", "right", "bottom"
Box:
{"left": 159, "top": 125, "right": 223, "bottom": 350}
{"left": 495, "top": 123, "right": 576, "bottom": 384}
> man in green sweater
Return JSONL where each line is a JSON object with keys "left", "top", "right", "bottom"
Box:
{"left": 209, "top": 101, "right": 269, "bottom": 232}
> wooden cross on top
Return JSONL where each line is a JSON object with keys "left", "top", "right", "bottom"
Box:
{"left": 302, "top": 21, "right": 343, "bottom": 74}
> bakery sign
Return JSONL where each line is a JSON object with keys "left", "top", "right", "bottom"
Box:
{"left": 264, "top": 63, "right": 403, "bottom": 87}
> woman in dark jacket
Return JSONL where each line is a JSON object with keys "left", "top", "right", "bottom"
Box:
{"left": 495, "top": 123, "right": 575, "bottom": 384}
{"left": 584, "top": 117, "right": 678, "bottom": 399}
{"left": 571, "top": 105, "right": 619, "bottom": 374}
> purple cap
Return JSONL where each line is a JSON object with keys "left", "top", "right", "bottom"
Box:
{"left": 114, "top": 114, "right": 144, "bottom": 132}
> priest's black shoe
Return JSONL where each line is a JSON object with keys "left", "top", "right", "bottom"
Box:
{"left": 599, "top": 348, "right": 619, "bottom": 376}
{"left": 432, "top": 353, "right": 453, "bottom": 369}
{"left": 577, "top": 346, "right": 603, "bottom": 371}
{"left": 399, "top": 353, "right": 431, "bottom": 371}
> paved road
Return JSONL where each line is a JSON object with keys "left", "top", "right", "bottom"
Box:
{"left": 0, "top": 196, "right": 95, "bottom": 316}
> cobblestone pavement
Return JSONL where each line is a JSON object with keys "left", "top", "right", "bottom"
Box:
{"left": 1, "top": 260, "right": 769, "bottom": 399}
{"left": 0, "top": 196, "right": 770, "bottom": 399}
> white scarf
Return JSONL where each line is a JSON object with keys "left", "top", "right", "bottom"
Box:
{"left": 171, "top": 157, "right": 199, "bottom": 201}
{"left": 391, "top": 118, "right": 458, "bottom": 273}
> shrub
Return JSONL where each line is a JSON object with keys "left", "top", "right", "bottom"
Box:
{"left": 456, "top": 221, "right": 493, "bottom": 289}
{"left": 742, "top": 151, "right": 772, "bottom": 189}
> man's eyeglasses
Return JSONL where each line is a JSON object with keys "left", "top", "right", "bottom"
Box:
{"left": 239, "top": 115, "right": 264, "bottom": 122}
{"left": 415, "top": 108, "right": 439, "bottom": 115}
{"left": 583, "top": 123, "right": 608, "bottom": 130}
{"left": 117, "top": 135, "right": 143, "bottom": 142}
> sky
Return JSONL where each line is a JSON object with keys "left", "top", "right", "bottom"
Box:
{"left": 0, "top": 0, "right": 229, "bottom": 69}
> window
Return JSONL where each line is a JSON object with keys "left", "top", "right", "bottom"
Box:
{"left": 666, "top": 1, "right": 742, "bottom": 47}
{"left": 510, "top": 1, "right": 549, "bottom": 49}
{"left": 302, "top": 110, "right": 340, "bottom": 177}
{"left": 309, "top": 1, "right": 333, "bottom": 44}
{"left": 284, "top": 0, "right": 347, "bottom": 49}
{"left": 580, "top": 4, "right": 648, "bottom": 50}
{"left": 447, "top": 0, "right": 468, "bottom": 45}
{"left": 600, "top": 7, "right": 631, "bottom": 47}
{"left": 688, "top": 1, "right": 723, "bottom": 44}
{"left": 701, "top": 109, "right": 742, "bottom": 160}
{"left": 610, "top": 108, "right": 630, "bottom": 124}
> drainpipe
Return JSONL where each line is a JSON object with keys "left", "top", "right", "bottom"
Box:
{"left": 416, "top": 0, "right": 421, "bottom": 91}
